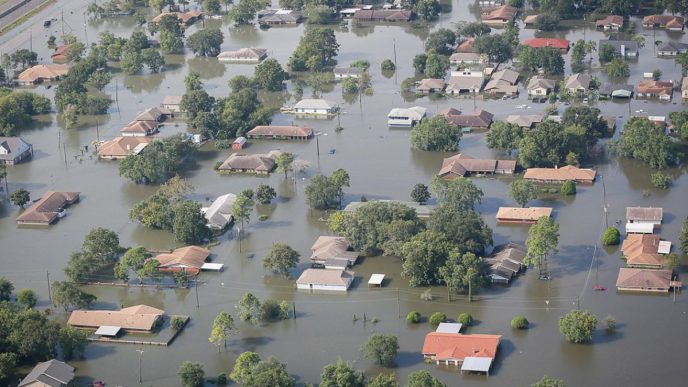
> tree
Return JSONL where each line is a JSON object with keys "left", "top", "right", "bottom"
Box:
{"left": 320, "top": 359, "right": 365, "bottom": 387}
{"left": 208, "top": 311, "right": 236, "bottom": 351}
{"left": 401, "top": 231, "right": 454, "bottom": 286}
{"left": 254, "top": 58, "right": 289, "bottom": 91}
{"left": 159, "top": 175, "right": 194, "bottom": 201}
{"left": 363, "top": 334, "right": 399, "bottom": 367}
{"left": 158, "top": 15, "right": 184, "bottom": 53}
{"left": 141, "top": 48, "right": 165, "bottom": 72}
{"left": 305, "top": 175, "right": 340, "bottom": 210}
{"left": 203, "top": 0, "right": 222, "bottom": 14}
{"left": 425, "top": 29, "right": 456, "bottom": 55}
{"left": 288, "top": 27, "right": 340, "bottom": 71}
{"left": 255, "top": 184, "right": 277, "bottom": 204}
{"left": 259, "top": 299, "right": 289, "bottom": 321}
{"left": 181, "top": 89, "right": 215, "bottom": 121}
{"left": 406, "top": 311, "right": 421, "bottom": 323}
{"left": 517, "top": 46, "right": 564, "bottom": 75}
{"left": 525, "top": 216, "right": 559, "bottom": 276}
{"left": 228, "top": 0, "right": 264, "bottom": 24}
{"left": 187, "top": 29, "right": 224, "bottom": 57}
{"left": 533, "top": 375, "right": 566, "bottom": 387}
{"left": 276, "top": 152, "right": 295, "bottom": 179}
{"left": 9, "top": 49, "right": 38, "bottom": 69}
{"left": 518, "top": 121, "right": 571, "bottom": 168}
{"left": 535, "top": 14, "right": 560, "bottom": 31}
{"left": 82, "top": 227, "right": 120, "bottom": 262}
{"left": 560, "top": 180, "right": 576, "bottom": 195}
{"left": 429, "top": 312, "right": 446, "bottom": 327}
{"left": 120, "top": 246, "right": 152, "bottom": 280}
{"left": 439, "top": 251, "right": 484, "bottom": 295}
{"left": 173, "top": 201, "right": 211, "bottom": 244}
{"left": 424, "top": 52, "right": 449, "bottom": 79}
{"left": 16, "top": 289, "right": 37, "bottom": 308}
{"left": 602, "top": 227, "right": 620, "bottom": 246}
{"left": 411, "top": 116, "right": 461, "bottom": 152}
{"left": 230, "top": 351, "right": 261, "bottom": 384}
{"left": 571, "top": 40, "right": 596, "bottom": 73}
{"left": 610, "top": 117, "right": 675, "bottom": 169}
{"left": 178, "top": 361, "right": 205, "bottom": 387}
{"left": 215, "top": 88, "right": 272, "bottom": 139}
{"left": 51, "top": 281, "right": 96, "bottom": 311}
{"left": 341, "top": 77, "right": 358, "bottom": 94}
{"left": 457, "top": 22, "right": 491, "bottom": 38}
{"left": 331, "top": 168, "right": 350, "bottom": 209}
{"left": 9, "top": 188, "right": 30, "bottom": 207}
{"left": 0, "top": 277, "right": 14, "bottom": 301}
{"left": 410, "top": 183, "right": 430, "bottom": 204}
{"left": 129, "top": 193, "right": 175, "bottom": 230}
{"left": 241, "top": 357, "right": 295, "bottom": 387}
{"left": 232, "top": 191, "right": 254, "bottom": 244}
{"left": 381, "top": 59, "right": 395, "bottom": 71}
{"left": 304, "top": 4, "right": 334, "bottom": 24}
{"left": 119, "top": 135, "right": 195, "bottom": 184}
{"left": 120, "top": 49, "right": 143, "bottom": 74}
{"left": 680, "top": 217, "right": 688, "bottom": 255}
{"left": 650, "top": 171, "right": 671, "bottom": 189}
{"left": 430, "top": 175, "right": 483, "bottom": 211}
{"left": 405, "top": 0, "right": 440, "bottom": 21}
{"left": 0, "top": 352, "right": 17, "bottom": 381}
{"left": 473, "top": 34, "right": 513, "bottom": 63}
{"left": 238, "top": 292, "right": 262, "bottom": 324}
{"left": 676, "top": 52, "right": 688, "bottom": 76}
{"left": 87, "top": 71, "right": 111, "bottom": 90}
{"left": 406, "top": 370, "right": 445, "bottom": 387}
{"left": 511, "top": 315, "right": 529, "bottom": 329}
{"left": 559, "top": 310, "right": 598, "bottom": 344}
{"left": 58, "top": 326, "right": 89, "bottom": 360}
{"left": 606, "top": 58, "right": 630, "bottom": 78}
{"left": 485, "top": 121, "right": 523, "bottom": 155}
{"left": 136, "top": 260, "right": 161, "bottom": 283}
{"left": 510, "top": 179, "right": 539, "bottom": 207}
{"left": 669, "top": 111, "right": 688, "bottom": 141}
{"left": 7, "top": 308, "right": 60, "bottom": 361}
{"left": 368, "top": 373, "right": 399, "bottom": 387}
{"left": 263, "top": 244, "right": 300, "bottom": 276}
{"left": 598, "top": 44, "right": 616, "bottom": 63}
{"left": 412, "top": 53, "right": 427, "bottom": 74}
{"left": 457, "top": 312, "right": 473, "bottom": 326}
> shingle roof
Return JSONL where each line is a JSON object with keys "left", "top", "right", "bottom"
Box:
{"left": 417, "top": 78, "right": 446, "bottom": 91}
{"left": 0, "top": 137, "right": 32, "bottom": 161}
{"left": 204, "top": 193, "right": 237, "bottom": 229}
{"left": 310, "top": 236, "right": 359, "bottom": 265}
{"left": 19, "top": 359, "right": 74, "bottom": 387}
{"left": 296, "top": 268, "right": 355, "bottom": 287}
{"left": 626, "top": 207, "right": 663, "bottom": 222}
{"left": 247, "top": 125, "right": 313, "bottom": 138}
{"left": 218, "top": 150, "right": 280, "bottom": 172}
{"left": 68, "top": 304, "right": 164, "bottom": 331}
{"left": 294, "top": 99, "right": 338, "bottom": 110}
{"left": 527, "top": 76, "right": 556, "bottom": 91}
{"left": 217, "top": 47, "right": 268, "bottom": 60}
{"left": 596, "top": 15, "right": 623, "bottom": 27}
{"left": 481, "top": 5, "right": 517, "bottom": 22}
{"left": 621, "top": 234, "right": 664, "bottom": 266}
{"left": 16, "top": 191, "right": 80, "bottom": 224}
{"left": 443, "top": 109, "right": 494, "bottom": 128}
{"left": 155, "top": 246, "right": 211, "bottom": 270}
{"left": 97, "top": 136, "right": 152, "bottom": 158}
{"left": 438, "top": 153, "right": 515, "bottom": 177}
{"left": 565, "top": 73, "right": 591, "bottom": 90}
{"left": 506, "top": 114, "right": 543, "bottom": 127}
{"left": 496, "top": 207, "right": 552, "bottom": 221}
{"left": 524, "top": 165, "right": 596, "bottom": 183}
{"left": 616, "top": 268, "right": 671, "bottom": 289}
{"left": 17, "top": 64, "right": 70, "bottom": 83}
{"left": 523, "top": 38, "right": 570, "bottom": 50}
{"left": 422, "top": 332, "right": 501, "bottom": 361}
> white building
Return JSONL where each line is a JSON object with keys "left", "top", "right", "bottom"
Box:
{"left": 293, "top": 99, "right": 339, "bottom": 115}
{"left": 387, "top": 106, "right": 427, "bottom": 127}
{"left": 296, "top": 269, "right": 354, "bottom": 291}
{"left": 218, "top": 48, "right": 268, "bottom": 63}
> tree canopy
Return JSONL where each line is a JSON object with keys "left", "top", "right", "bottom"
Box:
{"left": 119, "top": 135, "right": 195, "bottom": 184}
{"left": 254, "top": 58, "right": 289, "bottom": 91}
{"left": 559, "top": 310, "right": 598, "bottom": 343}
{"left": 425, "top": 29, "right": 456, "bottom": 55}
{"left": 430, "top": 175, "right": 483, "bottom": 212}
{"left": 524, "top": 216, "right": 559, "bottom": 269}
{"left": 363, "top": 334, "right": 399, "bottom": 367}
{"left": 178, "top": 361, "right": 205, "bottom": 387}
{"left": 510, "top": 179, "right": 539, "bottom": 207}
{"left": 263, "top": 243, "right": 300, "bottom": 276}
{"left": 485, "top": 121, "right": 523, "bottom": 156}
{"left": 517, "top": 46, "right": 564, "bottom": 75}
{"left": 186, "top": 29, "right": 224, "bottom": 57}
{"left": 411, "top": 116, "right": 461, "bottom": 152}
{"left": 320, "top": 359, "right": 365, "bottom": 387}
{"left": 288, "top": 27, "right": 339, "bottom": 71}
{"left": 406, "top": 370, "right": 446, "bottom": 387}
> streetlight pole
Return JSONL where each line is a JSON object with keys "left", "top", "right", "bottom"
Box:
{"left": 136, "top": 349, "right": 144, "bottom": 383}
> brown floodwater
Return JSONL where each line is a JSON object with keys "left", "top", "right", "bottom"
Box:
{"left": 1, "top": 1, "right": 688, "bottom": 386}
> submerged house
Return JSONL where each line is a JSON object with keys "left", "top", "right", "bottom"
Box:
{"left": 258, "top": 9, "right": 303, "bottom": 25}
{"left": 438, "top": 153, "right": 515, "bottom": 179}
{"left": 596, "top": 15, "right": 624, "bottom": 31}
{"left": 522, "top": 38, "right": 570, "bottom": 52}
{"left": 154, "top": 246, "right": 221, "bottom": 274}
{"left": 524, "top": 165, "right": 596, "bottom": 184}
{"left": 343, "top": 200, "right": 436, "bottom": 219}
{"left": 51, "top": 45, "right": 72, "bottom": 63}
{"left": 656, "top": 41, "right": 688, "bottom": 56}
{"left": 97, "top": 136, "right": 151, "bottom": 160}
{"left": 217, "top": 48, "right": 268, "bottom": 63}
{"left": 496, "top": 207, "right": 552, "bottom": 224}
{"left": 202, "top": 193, "right": 237, "bottom": 230}
{"left": 480, "top": 5, "right": 517, "bottom": 26}
{"left": 352, "top": 9, "right": 413, "bottom": 22}
{"left": 161, "top": 95, "right": 184, "bottom": 113}
{"left": 616, "top": 268, "right": 673, "bottom": 293}
{"left": 0, "top": 136, "right": 33, "bottom": 165}
{"left": 247, "top": 125, "right": 313, "bottom": 140}
{"left": 565, "top": 73, "right": 592, "bottom": 96}
{"left": 642, "top": 15, "right": 685, "bottom": 31}
{"left": 446, "top": 73, "right": 485, "bottom": 94}
{"left": 683, "top": 77, "right": 688, "bottom": 99}
{"left": 443, "top": 108, "right": 494, "bottom": 130}
{"left": 483, "top": 68, "right": 519, "bottom": 96}
{"left": 506, "top": 113, "right": 543, "bottom": 129}
{"left": 16, "top": 64, "right": 70, "bottom": 85}
{"left": 387, "top": 106, "right": 427, "bottom": 127}
{"left": 293, "top": 99, "right": 339, "bottom": 115}
{"left": 296, "top": 268, "right": 355, "bottom": 291}
{"left": 310, "top": 236, "right": 360, "bottom": 269}
{"left": 637, "top": 80, "right": 674, "bottom": 100}
{"left": 16, "top": 191, "right": 80, "bottom": 225}
{"left": 526, "top": 75, "right": 555, "bottom": 97}
{"left": 599, "top": 84, "right": 633, "bottom": 99}
{"left": 416, "top": 78, "right": 446, "bottom": 93}
{"left": 422, "top": 332, "right": 502, "bottom": 375}
{"left": 626, "top": 207, "right": 662, "bottom": 234}
{"left": 218, "top": 150, "right": 280, "bottom": 174}
{"left": 334, "top": 67, "right": 364, "bottom": 80}
{"left": 19, "top": 359, "right": 75, "bottom": 387}
{"left": 151, "top": 10, "right": 203, "bottom": 26}
{"left": 599, "top": 39, "right": 639, "bottom": 57}
{"left": 121, "top": 120, "right": 158, "bottom": 137}
{"left": 621, "top": 234, "right": 665, "bottom": 269}
{"left": 484, "top": 243, "right": 526, "bottom": 284}
{"left": 68, "top": 305, "right": 164, "bottom": 333}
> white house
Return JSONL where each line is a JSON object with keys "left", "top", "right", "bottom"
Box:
{"left": 387, "top": 106, "right": 427, "bottom": 127}
{"left": 526, "top": 76, "right": 555, "bottom": 97}
{"left": 293, "top": 99, "right": 339, "bottom": 115}
{"left": 296, "top": 269, "right": 354, "bottom": 291}
{"left": 217, "top": 48, "right": 268, "bottom": 63}
{"left": 202, "top": 193, "right": 237, "bottom": 230}
{"left": 334, "top": 67, "right": 364, "bottom": 80}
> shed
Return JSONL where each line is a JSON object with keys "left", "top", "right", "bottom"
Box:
{"left": 436, "top": 322, "right": 462, "bottom": 333}
{"left": 625, "top": 222, "right": 654, "bottom": 234}
{"left": 296, "top": 269, "right": 354, "bottom": 291}
{"left": 461, "top": 357, "right": 493, "bottom": 375}
{"left": 658, "top": 241, "right": 672, "bottom": 255}
{"left": 94, "top": 326, "right": 121, "bottom": 337}
{"left": 232, "top": 136, "right": 247, "bottom": 150}
{"left": 368, "top": 274, "right": 385, "bottom": 287}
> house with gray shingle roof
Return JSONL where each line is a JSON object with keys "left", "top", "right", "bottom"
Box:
{"left": 19, "top": 359, "right": 74, "bottom": 387}
{"left": 0, "top": 137, "right": 33, "bottom": 165}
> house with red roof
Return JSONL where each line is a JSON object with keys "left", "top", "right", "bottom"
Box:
{"left": 422, "top": 332, "right": 501, "bottom": 374}
{"left": 523, "top": 38, "right": 570, "bottom": 52}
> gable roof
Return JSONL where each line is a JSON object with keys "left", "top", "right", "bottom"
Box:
{"left": 97, "top": 136, "right": 152, "bottom": 158}
{"left": 657, "top": 41, "right": 688, "bottom": 52}
{"left": 19, "top": 359, "right": 75, "bottom": 387}
{"left": 247, "top": 125, "right": 313, "bottom": 138}
{"left": 121, "top": 120, "right": 158, "bottom": 134}
{"left": 481, "top": 5, "right": 517, "bottom": 22}
{"left": 616, "top": 268, "right": 671, "bottom": 289}
{"left": 204, "top": 193, "right": 237, "bottom": 229}
{"left": 218, "top": 47, "right": 268, "bottom": 60}
{"left": 16, "top": 191, "right": 80, "bottom": 224}
{"left": 68, "top": 304, "right": 164, "bottom": 331}
{"left": 296, "top": 268, "right": 355, "bottom": 287}
{"left": 524, "top": 165, "right": 596, "bottom": 182}
{"left": 17, "top": 64, "right": 70, "bottom": 83}
{"left": 135, "top": 107, "right": 168, "bottom": 122}
{"left": 455, "top": 38, "right": 475, "bottom": 53}
{"left": 527, "top": 75, "right": 555, "bottom": 91}
{"left": 0, "top": 137, "right": 32, "bottom": 160}
{"left": 218, "top": 150, "right": 280, "bottom": 172}
{"left": 496, "top": 207, "right": 552, "bottom": 221}
{"left": 417, "top": 78, "right": 446, "bottom": 91}
{"left": 642, "top": 14, "right": 684, "bottom": 26}
{"left": 310, "top": 236, "right": 359, "bottom": 265}
{"left": 353, "top": 9, "right": 413, "bottom": 21}
{"left": 438, "top": 153, "right": 515, "bottom": 177}
{"left": 422, "top": 332, "right": 501, "bottom": 361}
{"left": 622, "top": 234, "right": 664, "bottom": 266}
{"left": 506, "top": 114, "right": 543, "bottom": 128}
{"left": 294, "top": 99, "right": 338, "bottom": 110}
{"left": 599, "top": 39, "right": 638, "bottom": 53}
{"left": 637, "top": 80, "right": 673, "bottom": 95}
{"left": 566, "top": 73, "right": 591, "bottom": 89}
{"left": 443, "top": 109, "right": 494, "bottom": 128}
{"left": 523, "top": 38, "right": 570, "bottom": 50}
{"left": 162, "top": 95, "right": 183, "bottom": 105}
{"left": 387, "top": 106, "right": 427, "bottom": 120}
{"left": 154, "top": 246, "right": 211, "bottom": 270}
{"left": 490, "top": 68, "right": 519, "bottom": 85}
{"left": 626, "top": 207, "right": 663, "bottom": 222}
{"left": 596, "top": 15, "right": 623, "bottom": 27}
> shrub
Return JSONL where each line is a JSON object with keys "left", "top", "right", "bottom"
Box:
{"left": 258, "top": 214, "right": 269, "bottom": 221}
{"left": 603, "top": 315, "right": 616, "bottom": 333}
{"left": 350, "top": 59, "right": 370, "bottom": 69}
{"left": 381, "top": 59, "right": 395, "bottom": 71}
{"left": 171, "top": 316, "right": 186, "bottom": 331}
{"left": 602, "top": 227, "right": 620, "bottom": 246}
{"left": 511, "top": 315, "right": 529, "bottom": 329}
{"left": 215, "top": 139, "right": 232, "bottom": 149}
{"left": 429, "top": 312, "right": 446, "bottom": 327}
{"left": 406, "top": 311, "right": 421, "bottom": 324}
{"left": 217, "top": 373, "right": 227, "bottom": 385}
{"left": 457, "top": 312, "right": 473, "bottom": 326}
{"left": 560, "top": 180, "right": 576, "bottom": 195}
{"left": 559, "top": 310, "right": 598, "bottom": 343}
{"left": 650, "top": 171, "right": 671, "bottom": 189}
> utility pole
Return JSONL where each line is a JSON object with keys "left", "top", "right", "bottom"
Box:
{"left": 396, "top": 288, "right": 400, "bottom": 318}
{"left": 315, "top": 133, "right": 320, "bottom": 157}
{"left": 194, "top": 278, "right": 199, "bottom": 308}
{"left": 61, "top": 9, "right": 65, "bottom": 40}
{"left": 393, "top": 38, "right": 398, "bottom": 84}
{"left": 46, "top": 271, "right": 52, "bottom": 304}
{"left": 292, "top": 302, "right": 296, "bottom": 319}
{"left": 30, "top": 29, "right": 32, "bottom": 52}
{"left": 136, "top": 349, "right": 144, "bottom": 383}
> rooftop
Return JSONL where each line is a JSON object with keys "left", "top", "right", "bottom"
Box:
{"left": 422, "top": 332, "right": 501, "bottom": 360}
{"left": 626, "top": 207, "right": 663, "bottom": 222}
{"left": 310, "top": 236, "right": 359, "bottom": 265}
{"left": 155, "top": 246, "right": 211, "bottom": 270}
{"left": 616, "top": 268, "right": 672, "bottom": 289}
{"left": 68, "top": 304, "right": 164, "bottom": 331}
{"left": 296, "top": 268, "right": 355, "bottom": 287}
{"left": 16, "top": 191, "right": 80, "bottom": 224}
{"left": 523, "top": 38, "right": 570, "bottom": 50}
{"left": 524, "top": 165, "right": 597, "bottom": 183}
{"left": 497, "top": 207, "right": 553, "bottom": 221}
{"left": 19, "top": 359, "right": 75, "bottom": 387}
{"left": 622, "top": 234, "right": 664, "bottom": 267}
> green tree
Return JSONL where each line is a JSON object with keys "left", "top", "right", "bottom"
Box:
{"left": 439, "top": 251, "right": 484, "bottom": 295}
{"left": 485, "top": 121, "right": 523, "bottom": 156}
{"left": 602, "top": 227, "right": 620, "bottom": 246}
{"left": 0, "top": 352, "right": 17, "bottom": 381}
{"left": 7, "top": 308, "right": 60, "bottom": 361}
{"left": 303, "top": 4, "right": 334, "bottom": 24}
{"left": 259, "top": 299, "right": 289, "bottom": 321}
{"left": 401, "top": 231, "right": 454, "bottom": 287}
{"left": 232, "top": 191, "right": 254, "bottom": 245}
{"left": 331, "top": 168, "right": 350, "bottom": 209}
{"left": 606, "top": 58, "right": 630, "bottom": 78}
{"left": 254, "top": 58, "right": 289, "bottom": 91}
{"left": 263, "top": 243, "right": 300, "bottom": 276}
{"left": 676, "top": 52, "right": 688, "bottom": 76}
{"left": 518, "top": 121, "right": 572, "bottom": 168}
{"left": 381, "top": 59, "right": 395, "bottom": 71}
{"left": 51, "top": 281, "right": 97, "bottom": 311}
{"left": 424, "top": 52, "right": 449, "bottom": 79}
{"left": 121, "top": 246, "right": 152, "bottom": 280}
{"left": 215, "top": 88, "right": 272, "bottom": 139}
{"left": 208, "top": 311, "right": 236, "bottom": 351}
{"left": 9, "top": 188, "right": 30, "bottom": 207}
{"left": 429, "top": 312, "right": 446, "bottom": 327}
{"left": 535, "top": 14, "right": 560, "bottom": 31}
{"left": 510, "top": 179, "right": 539, "bottom": 207}
{"left": 598, "top": 44, "right": 616, "bottom": 64}
{"left": 178, "top": 361, "right": 205, "bottom": 387}
{"left": 187, "top": 29, "right": 224, "bottom": 57}
{"left": 425, "top": 28, "right": 456, "bottom": 55}
{"left": 228, "top": 0, "right": 265, "bottom": 24}
{"left": 457, "top": 22, "right": 491, "bottom": 38}
{"left": 238, "top": 292, "right": 261, "bottom": 324}
{"left": 680, "top": 217, "right": 688, "bottom": 255}
{"left": 405, "top": 0, "right": 440, "bottom": 21}
{"left": 560, "top": 180, "right": 576, "bottom": 195}
{"left": 320, "top": 359, "right": 365, "bottom": 387}
{"left": 412, "top": 53, "right": 427, "bottom": 74}
{"left": 511, "top": 315, "right": 529, "bottom": 329}
{"left": 120, "top": 49, "right": 143, "bottom": 74}
{"left": 141, "top": 48, "right": 165, "bottom": 72}
{"left": 650, "top": 171, "right": 671, "bottom": 189}
{"left": 255, "top": 184, "right": 277, "bottom": 204}
{"left": 82, "top": 227, "right": 120, "bottom": 262}
{"left": 287, "top": 27, "right": 339, "bottom": 71}
{"left": 609, "top": 117, "right": 675, "bottom": 169}
{"left": 58, "top": 326, "right": 89, "bottom": 360}
{"left": 136, "top": 259, "right": 161, "bottom": 283}
{"left": 410, "top": 183, "right": 430, "bottom": 204}
{"left": 406, "top": 311, "right": 421, "bottom": 323}
{"left": 230, "top": 351, "right": 261, "bottom": 384}
{"left": 9, "top": 49, "right": 38, "bottom": 69}
{"left": 129, "top": 193, "right": 175, "bottom": 230}
{"left": 411, "top": 116, "right": 461, "bottom": 152}
{"left": 363, "top": 334, "right": 399, "bottom": 367}
{"left": 203, "top": 0, "right": 222, "bottom": 14}
{"left": 406, "top": 370, "right": 445, "bottom": 387}
{"left": 16, "top": 289, "right": 37, "bottom": 308}
{"left": 430, "top": 175, "right": 483, "bottom": 211}
{"left": 524, "top": 216, "right": 559, "bottom": 274}
{"left": 559, "top": 310, "right": 598, "bottom": 343}
{"left": 87, "top": 71, "right": 111, "bottom": 90}
{"left": 532, "top": 375, "right": 566, "bottom": 387}
{"left": 171, "top": 316, "right": 186, "bottom": 331}
{"left": 473, "top": 34, "right": 513, "bottom": 63}
{"left": 276, "top": 152, "right": 295, "bottom": 180}
{"left": 158, "top": 16, "right": 184, "bottom": 53}
{"left": 181, "top": 89, "right": 215, "bottom": 121}
{"left": 173, "top": 201, "right": 211, "bottom": 244}
{"left": 368, "top": 373, "right": 399, "bottom": 387}
{"left": 159, "top": 175, "right": 194, "bottom": 201}
{"left": 517, "top": 46, "right": 564, "bottom": 75}
{"left": 669, "top": 111, "right": 688, "bottom": 141}
{"left": 305, "top": 175, "right": 339, "bottom": 210}
{"left": 241, "top": 357, "right": 295, "bottom": 387}
{"left": 341, "top": 77, "right": 358, "bottom": 94}
{"left": 457, "top": 312, "right": 473, "bottom": 326}
{"left": 119, "top": 135, "right": 195, "bottom": 184}
{"left": 0, "top": 277, "right": 14, "bottom": 301}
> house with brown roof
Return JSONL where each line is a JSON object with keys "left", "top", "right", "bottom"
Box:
{"left": 135, "top": 107, "right": 170, "bottom": 122}
{"left": 218, "top": 48, "right": 268, "bottom": 63}
{"left": 596, "top": 15, "right": 623, "bottom": 30}
{"left": 443, "top": 108, "right": 494, "bottom": 129}
{"left": 0, "top": 136, "right": 33, "bottom": 165}
{"left": 161, "top": 95, "right": 184, "bottom": 113}
{"left": 523, "top": 38, "right": 570, "bottom": 52}
{"left": 422, "top": 332, "right": 501, "bottom": 374}
{"left": 121, "top": 120, "right": 158, "bottom": 137}
{"left": 496, "top": 207, "right": 552, "bottom": 224}
{"left": 523, "top": 14, "right": 539, "bottom": 27}
{"left": 621, "top": 234, "right": 665, "bottom": 269}
{"left": 353, "top": 9, "right": 413, "bottom": 22}
{"left": 642, "top": 15, "right": 685, "bottom": 31}
{"left": 625, "top": 207, "right": 662, "bottom": 235}
{"left": 16, "top": 64, "right": 70, "bottom": 86}
{"left": 455, "top": 38, "right": 476, "bottom": 53}
{"left": 565, "top": 73, "right": 592, "bottom": 96}
{"left": 153, "top": 246, "right": 215, "bottom": 275}
{"left": 296, "top": 268, "right": 355, "bottom": 291}
{"left": 68, "top": 304, "right": 164, "bottom": 333}
{"left": 484, "top": 68, "right": 519, "bottom": 96}
{"left": 506, "top": 114, "right": 543, "bottom": 129}
{"left": 438, "top": 153, "right": 515, "bottom": 179}
{"left": 310, "top": 236, "right": 360, "bottom": 268}
{"left": 16, "top": 191, "right": 80, "bottom": 225}
{"left": 247, "top": 125, "right": 313, "bottom": 140}
{"left": 480, "top": 5, "right": 517, "bottom": 26}
{"left": 97, "top": 136, "right": 152, "bottom": 160}
{"left": 19, "top": 359, "right": 75, "bottom": 387}
{"left": 258, "top": 9, "right": 303, "bottom": 25}
{"left": 218, "top": 150, "right": 281, "bottom": 174}
{"left": 637, "top": 80, "right": 673, "bottom": 100}
{"left": 151, "top": 10, "right": 203, "bottom": 26}
{"left": 526, "top": 75, "right": 555, "bottom": 97}
{"left": 51, "top": 45, "right": 72, "bottom": 63}
{"left": 616, "top": 268, "right": 673, "bottom": 293}
{"left": 484, "top": 243, "right": 526, "bottom": 284}
{"left": 524, "top": 165, "right": 596, "bottom": 184}
{"left": 416, "top": 78, "right": 446, "bottom": 93}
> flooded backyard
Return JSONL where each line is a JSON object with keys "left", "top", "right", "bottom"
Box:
{"left": 1, "top": 1, "right": 688, "bottom": 386}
